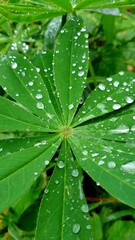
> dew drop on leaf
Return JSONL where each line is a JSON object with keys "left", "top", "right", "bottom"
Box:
{"left": 98, "top": 83, "right": 106, "bottom": 91}
{"left": 11, "top": 62, "right": 17, "bottom": 69}
{"left": 82, "top": 150, "right": 88, "bottom": 155}
{"left": 0, "top": 148, "right": 3, "bottom": 152}
{"left": 86, "top": 225, "right": 91, "bottom": 230}
{"left": 68, "top": 104, "right": 74, "bottom": 110}
{"left": 107, "top": 161, "right": 116, "bottom": 169}
{"left": 36, "top": 102, "right": 44, "bottom": 110}
{"left": 28, "top": 81, "right": 33, "bottom": 86}
{"left": 36, "top": 93, "right": 43, "bottom": 99}
{"left": 112, "top": 103, "right": 121, "bottom": 110}
{"left": 45, "top": 160, "right": 49, "bottom": 166}
{"left": 125, "top": 96, "right": 134, "bottom": 104}
{"left": 72, "top": 223, "right": 81, "bottom": 234}
{"left": 120, "top": 161, "right": 135, "bottom": 174}
{"left": 81, "top": 204, "right": 89, "bottom": 213}
{"left": 71, "top": 169, "right": 79, "bottom": 177}
{"left": 78, "top": 71, "right": 84, "bottom": 77}
{"left": 57, "top": 161, "right": 65, "bottom": 169}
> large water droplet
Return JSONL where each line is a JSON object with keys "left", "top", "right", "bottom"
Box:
{"left": 120, "top": 161, "right": 135, "bottom": 174}
{"left": 72, "top": 169, "right": 79, "bottom": 177}
{"left": 57, "top": 161, "right": 65, "bottom": 169}
{"left": 36, "top": 93, "right": 43, "bottom": 99}
{"left": 78, "top": 71, "right": 84, "bottom": 77}
{"left": 112, "top": 103, "right": 121, "bottom": 110}
{"left": 11, "top": 62, "right": 17, "bottom": 69}
{"left": 72, "top": 223, "right": 81, "bottom": 234}
{"left": 107, "top": 161, "right": 116, "bottom": 169}
{"left": 81, "top": 204, "right": 89, "bottom": 213}
{"left": 36, "top": 102, "right": 44, "bottom": 110}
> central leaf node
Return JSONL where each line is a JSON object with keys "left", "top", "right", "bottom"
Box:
{"left": 60, "top": 126, "right": 74, "bottom": 139}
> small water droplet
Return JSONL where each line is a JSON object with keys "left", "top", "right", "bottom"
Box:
{"left": 112, "top": 103, "right": 121, "bottom": 110}
{"left": 72, "top": 223, "right": 80, "bottom": 234}
{"left": 45, "top": 160, "right": 49, "bottom": 166}
{"left": 107, "top": 161, "right": 116, "bottom": 169}
{"left": 78, "top": 71, "right": 84, "bottom": 77}
{"left": 57, "top": 161, "right": 65, "bottom": 168}
{"left": 68, "top": 104, "right": 74, "bottom": 110}
{"left": 125, "top": 96, "right": 134, "bottom": 104}
{"left": 82, "top": 150, "right": 88, "bottom": 155}
{"left": 55, "top": 180, "right": 59, "bottom": 184}
{"left": 86, "top": 224, "right": 91, "bottom": 230}
{"left": 121, "top": 161, "right": 135, "bottom": 174}
{"left": 0, "top": 148, "right": 3, "bottom": 152}
{"left": 28, "top": 81, "right": 33, "bottom": 86}
{"left": 81, "top": 204, "right": 89, "bottom": 213}
{"left": 72, "top": 169, "right": 79, "bottom": 177}
{"left": 98, "top": 83, "right": 106, "bottom": 91}
{"left": 36, "top": 93, "right": 43, "bottom": 99}
{"left": 11, "top": 62, "right": 17, "bottom": 69}
{"left": 36, "top": 102, "right": 44, "bottom": 110}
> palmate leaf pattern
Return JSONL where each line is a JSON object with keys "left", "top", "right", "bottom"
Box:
{"left": 0, "top": 15, "right": 135, "bottom": 239}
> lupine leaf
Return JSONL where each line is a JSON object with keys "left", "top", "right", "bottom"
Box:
{"left": 31, "top": 51, "right": 64, "bottom": 124}
{"left": 0, "top": 4, "right": 66, "bottom": 22}
{"left": 0, "top": 51, "right": 62, "bottom": 131}
{"left": 73, "top": 71, "right": 135, "bottom": 127}
{"left": 0, "top": 135, "right": 61, "bottom": 212}
{"left": 53, "top": 16, "right": 89, "bottom": 125}
{"left": 35, "top": 142, "right": 92, "bottom": 240}
{"left": 0, "top": 97, "right": 49, "bottom": 132}
{"left": 74, "top": 0, "right": 135, "bottom": 10}
{"left": 69, "top": 118, "right": 135, "bottom": 208}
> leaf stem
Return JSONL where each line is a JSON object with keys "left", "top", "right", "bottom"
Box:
{"left": 89, "top": 57, "right": 97, "bottom": 87}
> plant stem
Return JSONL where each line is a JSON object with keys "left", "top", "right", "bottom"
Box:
{"left": 89, "top": 57, "right": 97, "bottom": 87}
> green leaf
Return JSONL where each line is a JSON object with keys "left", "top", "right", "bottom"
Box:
{"left": 0, "top": 134, "right": 61, "bottom": 213}
{"left": 31, "top": 51, "right": 64, "bottom": 123}
{"left": 106, "top": 220, "right": 135, "bottom": 240}
{"left": 0, "top": 97, "right": 49, "bottom": 132}
{"left": 0, "top": 4, "right": 66, "bottom": 22}
{"left": 73, "top": 71, "right": 135, "bottom": 126}
{"left": 0, "top": 51, "right": 62, "bottom": 130}
{"left": 53, "top": 16, "right": 89, "bottom": 125}
{"left": 74, "top": 0, "right": 135, "bottom": 9}
{"left": 69, "top": 120, "right": 135, "bottom": 208}
{"left": 35, "top": 142, "right": 92, "bottom": 240}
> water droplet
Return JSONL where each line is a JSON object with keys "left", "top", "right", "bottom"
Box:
{"left": 120, "top": 161, "right": 135, "bottom": 174}
{"left": 57, "top": 161, "right": 65, "bottom": 169}
{"left": 45, "top": 160, "right": 49, "bottom": 166}
{"left": 28, "top": 81, "right": 33, "bottom": 86}
{"left": 68, "top": 104, "right": 74, "bottom": 110}
{"left": 109, "top": 125, "right": 129, "bottom": 134}
{"left": 125, "top": 96, "right": 134, "bottom": 104}
{"left": 36, "top": 102, "right": 44, "bottom": 110}
{"left": 34, "top": 172, "right": 38, "bottom": 175}
{"left": 82, "top": 150, "right": 88, "bottom": 155}
{"left": 0, "top": 148, "right": 3, "bottom": 152}
{"left": 112, "top": 103, "right": 121, "bottom": 110}
{"left": 36, "top": 93, "right": 43, "bottom": 99}
{"left": 98, "top": 160, "right": 105, "bottom": 166}
{"left": 55, "top": 180, "right": 59, "bottom": 184}
{"left": 107, "top": 77, "right": 113, "bottom": 81}
{"left": 86, "top": 224, "right": 91, "bottom": 230}
{"left": 98, "top": 83, "right": 106, "bottom": 91}
{"left": 72, "top": 223, "right": 80, "bottom": 234}
{"left": 107, "top": 161, "right": 116, "bottom": 169}
{"left": 81, "top": 204, "right": 89, "bottom": 213}
{"left": 78, "top": 71, "right": 84, "bottom": 77}
{"left": 72, "top": 169, "right": 79, "bottom": 177}
{"left": 113, "top": 81, "right": 119, "bottom": 87}
{"left": 11, "top": 62, "right": 17, "bottom": 69}
{"left": 119, "top": 71, "right": 124, "bottom": 75}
